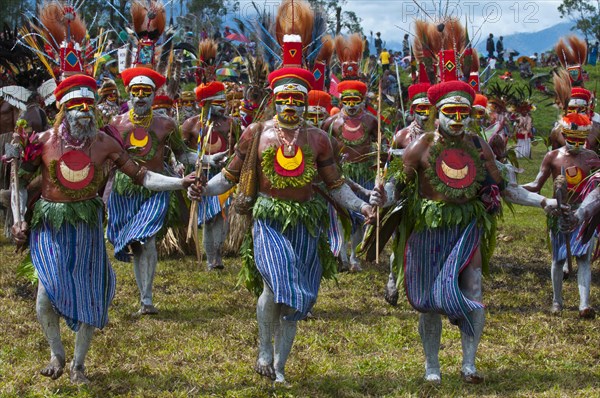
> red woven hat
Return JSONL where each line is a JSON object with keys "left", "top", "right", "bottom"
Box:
{"left": 427, "top": 81, "right": 476, "bottom": 106}
{"left": 408, "top": 83, "right": 431, "bottom": 102}
{"left": 54, "top": 74, "right": 97, "bottom": 105}
{"left": 473, "top": 94, "right": 488, "bottom": 108}
{"left": 338, "top": 80, "right": 367, "bottom": 96}
{"left": 571, "top": 87, "right": 592, "bottom": 103}
{"left": 195, "top": 81, "right": 226, "bottom": 101}
{"left": 268, "top": 67, "right": 315, "bottom": 94}
{"left": 308, "top": 90, "right": 332, "bottom": 112}
{"left": 121, "top": 67, "right": 166, "bottom": 89}
{"left": 153, "top": 95, "right": 173, "bottom": 108}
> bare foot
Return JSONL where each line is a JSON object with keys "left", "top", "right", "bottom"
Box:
{"left": 384, "top": 283, "right": 399, "bottom": 306}
{"left": 254, "top": 358, "right": 275, "bottom": 380}
{"left": 461, "top": 370, "right": 484, "bottom": 384}
{"left": 40, "top": 355, "right": 65, "bottom": 380}
{"left": 349, "top": 260, "right": 363, "bottom": 273}
{"left": 133, "top": 304, "right": 159, "bottom": 317}
{"left": 70, "top": 363, "right": 90, "bottom": 385}
{"left": 579, "top": 307, "right": 596, "bottom": 319}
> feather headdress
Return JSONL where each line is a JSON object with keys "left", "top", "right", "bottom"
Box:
{"left": 334, "top": 34, "right": 364, "bottom": 80}
{"left": 130, "top": 0, "right": 166, "bottom": 67}
{"left": 555, "top": 35, "right": 587, "bottom": 86}
{"left": 553, "top": 68, "right": 572, "bottom": 112}
{"left": 196, "top": 39, "right": 218, "bottom": 85}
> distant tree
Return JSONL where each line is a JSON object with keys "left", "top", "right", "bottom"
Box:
{"left": 187, "top": 0, "right": 239, "bottom": 34}
{"left": 558, "top": 0, "right": 600, "bottom": 41}
{"left": 1, "top": 0, "right": 33, "bottom": 27}
{"left": 307, "top": 0, "right": 364, "bottom": 35}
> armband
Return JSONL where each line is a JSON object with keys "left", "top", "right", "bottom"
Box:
{"left": 113, "top": 151, "right": 130, "bottom": 168}
{"left": 133, "top": 166, "right": 148, "bottom": 186}
{"left": 317, "top": 157, "right": 336, "bottom": 168}
{"left": 235, "top": 148, "right": 246, "bottom": 162}
{"left": 222, "top": 167, "right": 240, "bottom": 184}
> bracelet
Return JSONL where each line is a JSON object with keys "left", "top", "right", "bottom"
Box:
{"left": 222, "top": 168, "right": 239, "bottom": 184}
{"left": 327, "top": 177, "right": 346, "bottom": 190}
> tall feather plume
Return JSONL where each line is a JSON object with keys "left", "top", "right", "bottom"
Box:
{"left": 198, "top": 39, "right": 218, "bottom": 64}
{"left": 275, "top": 0, "right": 314, "bottom": 48}
{"left": 413, "top": 20, "right": 441, "bottom": 84}
{"left": 334, "top": 34, "right": 364, "bottom": 65}
{"left": 441, "top": 18, "right": 465, "bottom": 52}
{"left": 472, "top": 49, "right": 480, "bottom": 71}
{"left": 567, "top": 35, "right": 587, "bottom": 65}
{"left": 39, "top": 1, "right": 86, "bottom": 50}
{"left": 555, "top": 38, "right": 576, "bottom": 68}
{"left": 156, "top": 28, "right": 174, "bottom": 75}
{"left": 316, "top": 35, "right": 334, "bottom": 63}
{"left": 251, "top": 1, "right": 279, "bottom": 69}
{"left": 306, "top": 3, "right": 327, "bottom": 63}
{"left": 131, "top": 0, "right": 166, "bottom": 39}
{"left": 553, "top": 68, "right": 572, "bottom": 111}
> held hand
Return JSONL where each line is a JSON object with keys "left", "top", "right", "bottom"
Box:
{"left": 182, "top": 173, "right": 196, "bottom": 188}
{"left": 558, "top": 206, "right": 579, "bottom": 234}
{"left": 11, "top": 221, "right": 28, "bottom": 248}
{"left": 361, "top": 204, "right": 377, "bottom": 225}
{"left": 187, "top": 175, "right": 206, "bottom": 201}
{"left": 542, "top": 198, "right": 558, "bottom": 215}
{"left": 369, "top": 184, "right": 387, "bottom": 208}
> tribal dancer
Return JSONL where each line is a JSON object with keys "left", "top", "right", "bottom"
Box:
{"left": 107, "top": 1, "right": 200, "bottom": 315}
{"left": 177, "top": 90, "right": 197, "bottom": 125}
{"left": 189, "top": 0, "right": 375, "bottom": 383}
{"left": 182, "top": 40, "right": 239, "bottom": 270}
{"left": 107, "top": 66, "right": 196, "bottom": 315}
{"left": 10, "top": 74, "right": 193, "bottom": 384}
{"left": 523, "top": 70, "right": 599, "bottom": 318}
{"left": 152, "top": 94, "right": 174, "bottom": 118}
{"left": 382, "top": 81, "right": 432, "bottom": 305}
{"left": 370, "top": 19, "right": 554, "bottom": 384}
{"left": 322, "top": 34, "right": 378, "bottom": 272}
{"left": 97, "top": 79, "right": 121, "bottom": 125}
{"left": 182, "top": 80, "right": 238, "bottom": 270}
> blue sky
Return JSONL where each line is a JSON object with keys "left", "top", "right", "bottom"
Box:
{"left": 339, "top": 1, "right": 564, "bottom": 47}
{"left": 231, "top": 1, "right": 565, "bottom": 48}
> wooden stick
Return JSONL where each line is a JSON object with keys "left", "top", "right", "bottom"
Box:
{"left": 376, "top": 77, "right": 383, "bottom": 265}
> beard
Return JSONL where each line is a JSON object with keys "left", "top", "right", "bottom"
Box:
{"left": 276, "top": 104, "right": 303, "bottom": 127}
{"left": 132, "top": 95, "right": 153, "bottom": 115}
{"left": 182, "top": 107, "right": 196, "bottom": 120}
{"left": 65, "top": 109, "right": 97, "bottom": 140}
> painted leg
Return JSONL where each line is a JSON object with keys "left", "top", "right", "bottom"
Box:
{"left": 349, "top": 227, "right": 364, "bottom": 272}
{"left": 274, "top": 305, "right": 298, "bottom": 384}
{"left": 70, "top": 323, "right": 94, "bottom": 384}
{"left": 255, "top": 284, "right": 278, "bottom": 380}
{"left": 459, "top": 264, "right": 484, "bottom": 384}
{"left": 133, "top": 237, "right": 159, "bottom": 314}
{"left": 36, "top": 283, "right": 66, "bottom": 379}
{"left": 551, "top": 259, "right": 565, "bottom": 314}
{"left": 338, "top": 218, "right": 350, "bottom": 272}
{"left": 384, "top": 252, "right": 399, "bottom": 306}
{"left": 213, "top": 215, "right": 228, "bottom": 269}
{"left": 203, "top": 219, "right": 218, "bottom": 270}
{"left": 577, "top": 243, "right": 595, "bottom": 318}
{"left": 419, "top": 312, "right": 442, "bottom": 383}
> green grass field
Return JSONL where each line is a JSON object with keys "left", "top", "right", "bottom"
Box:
{"left": 1, "top": 67, "right": 600, "bottom": 397}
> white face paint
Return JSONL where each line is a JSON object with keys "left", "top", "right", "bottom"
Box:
{"left": 437, "top": 96, "right": 472, "bottom": 137}
{"left": 341, "top": 93, "right": 364, "bottom": 117}
{"left": 305, "top": 105, "right": 327, "bottom": 128}
{"left": 182, "top": 105, "right": 197, "bottom": 120}
{"left": 411, "top": 98, "right": 431, "bottom": 126}
{"left": 65, "top": 107, "right": 97, "bottom": 140}
{"left": 275, "top": 91, "right": 306, "bottom": 128}
{"left": 130, "top": 85, "right": 155, "bottom": 115}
